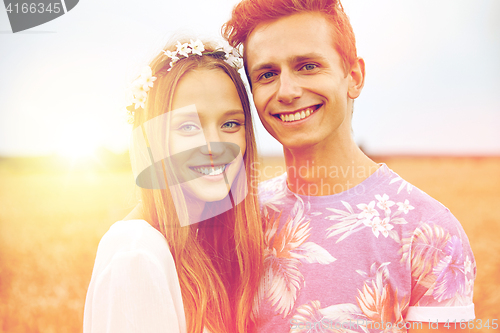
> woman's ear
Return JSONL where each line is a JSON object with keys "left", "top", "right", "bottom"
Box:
{"left": 348, "top": 57, "right": 365, "bottom": 99}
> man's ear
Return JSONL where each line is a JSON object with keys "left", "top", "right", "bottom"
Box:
{"left": 348, "top": 57, "right": 365, "bottom": 99}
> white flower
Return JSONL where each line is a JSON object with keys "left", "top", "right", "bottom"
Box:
{"left": 176, "top": 41, "right": 191, "bottom": 57}
{"left": 142, "top": 75, "right": 156, "bottom": 91}
{"left": 163, "top": 49, "right": 179, "bottom": 62}
{"left": 133, "top": 66, "right": 157, "bottom": 92}
{"left": 356, "top": 201, "right": 379, "bottom": 220}
{"left": 226, "top": 54, "right": 238, "bottom": 66}
{"left": 375, "top": 194, "right": 395, "bottom": 213}
{"left": 132, "top": 90, "right": 147, "bottom": 109}
{"left": 217, "top": 40, "right": 233, "bottom": 57}
{"left": 377, "top": 217, "right": 394, "bottom": 237}
{"left": 225, "top": 54, "right": 243, "bottom": 69}
{"left": 233, "top": 58, "right": 244, "bottom": 70}
{"left": 363, "top": 217, "right": 393, "bottom": 238}
{"left": 231, "top": 47, "right": 240, "bottom": 57}
{"left": 162, "top": 49, "right": 175, "bottom": 57}
{"left": 363, "top": 217, "right": 381, "bottom": 237}
{"left": 125, "top": 85, "right": 136, "bottom": 106}
{"left": 132, "top": 79, "right": 147, "bottom": 94}
{"left": 396, "top": 199, "right": 415, "bottom": 214}
{"left": 190, "top": 39, "right": 205, "bottom": 56}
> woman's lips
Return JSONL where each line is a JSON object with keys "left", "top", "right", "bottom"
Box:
{"left": 189, "top": 164, "right": 227, "bottom": 176}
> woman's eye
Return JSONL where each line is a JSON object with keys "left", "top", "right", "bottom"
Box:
{"left": 222, "top": 121, "right": 242, "bottom": 130}
{"left": 178, "top": 123, "right": 199, "bottom": 132}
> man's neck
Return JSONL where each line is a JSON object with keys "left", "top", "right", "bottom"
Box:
{"left": 283, "top": 136, "right": 378, "bottom": 196}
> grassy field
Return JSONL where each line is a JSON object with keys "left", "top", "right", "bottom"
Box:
{"left": 0, "top": 156, "right": 498, "bottom": 332}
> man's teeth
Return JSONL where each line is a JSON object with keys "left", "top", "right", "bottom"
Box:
{"left": 278, "top": 107, "right": 316, "bottom": 122}
{"left": 192, "top": 165, "right": 226, "bottom": 176}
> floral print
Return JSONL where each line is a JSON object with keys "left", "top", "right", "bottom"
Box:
{"left": 432, "top": 236, "right": 467, "bottom": 302}
{"left": 256, "top": 165, "right": 475, "bottom": 332}
{"left": 324, "top": 195, "right": 409, "bottom": 243}
{"left": 290, "top": 301, "right": 367, "bottom": 333}
{"left": 375, "top": 194, "right": 395, "bottom": 214}
{"left": 388, "top": 176, "right": 413, "bottom": 194}
{"left": 256, "top": 193, "right": 336, "bottom": 318}
{"left": 396, "top": 200, "right": 414, "bottom": 214}
{"left": 355, "top": 263, "right": 408, "bottom": 330}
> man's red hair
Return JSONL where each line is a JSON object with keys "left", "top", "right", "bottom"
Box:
{"left": 222, "top": 0, "right": 357, "bottom": 73}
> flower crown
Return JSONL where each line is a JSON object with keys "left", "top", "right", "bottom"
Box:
{"left": 126, "top": 40, "right": 243, "bottom": 117}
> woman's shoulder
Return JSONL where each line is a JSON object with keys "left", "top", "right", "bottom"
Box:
{"left": 85, "top": 220, "right": 187, "bottom": 333}
{"left": 93, "top": 220, "right": 174, "bottom": 275}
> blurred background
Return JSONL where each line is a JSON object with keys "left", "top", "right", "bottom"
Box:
{"left": 0, "top": 0, "right": 499, "bottom": 332}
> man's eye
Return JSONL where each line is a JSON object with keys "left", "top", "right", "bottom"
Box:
{"left": 302, "top": 64, "right": 317, "bottom": 71}
{"left": 261, "top": 72, "right": 275, "bottom": 80}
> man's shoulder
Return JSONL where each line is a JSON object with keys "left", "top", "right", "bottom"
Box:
{"left": 324, "top": 163, "right": 456, "bottom": 224}
{"left": 357, "top": 164, "right": 462, "bottom": 231}
{"left": 256, "top": 165, "right": 458, "bottom": 225}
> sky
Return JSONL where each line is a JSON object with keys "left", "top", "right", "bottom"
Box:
{"left": 0, "top": 0, "right": 499, "bottom": 157}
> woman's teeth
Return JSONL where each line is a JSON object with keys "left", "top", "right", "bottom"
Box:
{"left": 191, "top": 165, "right": 226, "bottom": 176}
{"left": 278, "top": 107, "right": 316, "bottom": 122}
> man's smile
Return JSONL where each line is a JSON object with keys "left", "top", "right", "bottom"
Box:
{"left": 273, "top": 104, "right": 321, "bottom": 123}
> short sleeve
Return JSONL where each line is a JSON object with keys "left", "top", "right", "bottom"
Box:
{"left": 83, "top": 221, "right": 187, "bottom": 333}
{"left": 405, "top": 209, "right": 476, "bottom": 322}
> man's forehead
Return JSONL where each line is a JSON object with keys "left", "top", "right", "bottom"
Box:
{"left": 245, "top": 12, "right": 331, "bottom": 46}
{"left": 245, "top": 14, "right": 338, "bottom": 72}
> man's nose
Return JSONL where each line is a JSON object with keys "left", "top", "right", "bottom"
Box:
{"left": 276, "top": 70, "right": 302, "bottom": 104}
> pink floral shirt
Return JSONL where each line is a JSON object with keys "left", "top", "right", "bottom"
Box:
{"left": 255, "top": 164, "right": 475, "bottom": 332}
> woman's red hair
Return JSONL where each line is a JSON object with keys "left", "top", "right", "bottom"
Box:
{"left": 132, "top": 40, "right": 263, "bottom": 333}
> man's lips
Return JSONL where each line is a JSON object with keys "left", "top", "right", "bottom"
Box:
{"left": 273, "top": 104, "right": 321, "bottom": 122}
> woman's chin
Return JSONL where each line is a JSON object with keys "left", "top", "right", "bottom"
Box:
{"left": 183, "top": 181, "right": 232, "bottom": 203}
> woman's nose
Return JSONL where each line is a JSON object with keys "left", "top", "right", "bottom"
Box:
{"left": 199, "top": 130, "right": 225, "bottom": 156}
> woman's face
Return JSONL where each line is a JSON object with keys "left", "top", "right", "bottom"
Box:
{"left": 168, "top": 68, "right": 246, "bottom": 205}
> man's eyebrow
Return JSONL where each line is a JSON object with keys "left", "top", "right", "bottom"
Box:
{"left": 249, "top": 63, "right": 275, "bottom": 75}
{"left": 250, "top": 52, "right": 327, "bottom": 74}
{"left": 290, "top": 53, "right": 327, "bottom": 63}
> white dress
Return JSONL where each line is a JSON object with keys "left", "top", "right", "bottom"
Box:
{"left": 83, "top": 219, "right": 187, "bottom": 333}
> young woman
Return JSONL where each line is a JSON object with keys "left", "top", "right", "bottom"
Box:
{"left": 84, "top": 39, "right": 263, "bottom": 333}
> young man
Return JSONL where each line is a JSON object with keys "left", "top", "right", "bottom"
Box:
{"left": 223, "top": 0, "right": 475, "bottom": 332}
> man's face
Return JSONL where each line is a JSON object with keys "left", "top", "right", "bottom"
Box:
{"left": 246, "top": 12, "right": 358, "bottom": 150}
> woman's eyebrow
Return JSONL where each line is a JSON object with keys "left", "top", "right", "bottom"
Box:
{"left": 170, "top": 111, "right": 199, "bottom": 121}
{"left": 223, "top": 109, "right": 244, "bottom": 117}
